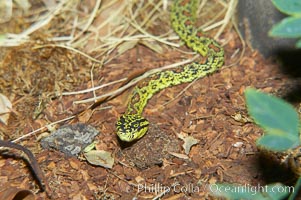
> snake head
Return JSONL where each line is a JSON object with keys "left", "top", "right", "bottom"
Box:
{"left": 116, "top": 114, "right": 149, "bottom": 142}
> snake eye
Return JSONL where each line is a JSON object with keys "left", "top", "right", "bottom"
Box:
{"left": 134, "top": 124, "right": 139, "bottom": 128}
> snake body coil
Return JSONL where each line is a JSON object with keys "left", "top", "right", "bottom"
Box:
{"left": 116, "top": 0, "right": 224, "bottom": 142}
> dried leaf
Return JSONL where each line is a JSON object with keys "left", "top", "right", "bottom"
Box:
{"left": 140, "top": 40, "right": 163, "bottom": 54}
{"left": 182, "top": 136, "right": 199, "bottom": 155}
{"left": 117, "top": 40, "right": 138, "bottom": 55}
{"left": 168, "top": 151, "right": 189, "bottom": 159}
{"left": 0, "top": 93, "right": 12, "bottom": 125}
{"left": 84, "top": 150, "right": 114, "bottom": 168}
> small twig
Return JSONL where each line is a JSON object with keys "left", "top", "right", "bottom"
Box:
{"left": 75, "top": 55, "right": 199, "bottom": 104}
{"left": 0, "top": 140, "right": 45, "bottom": 192}
{"left": 33, "top": 44, "right": 103, "bottom": 64}
{"left": 215, "top": 0, "right": 237, "bottom": 39}
{"left": 12, "top": 115, "right": 75, "bottom": 143}
{"left": 62, "top": 78, "right": 126, "bottom": 96}
{"left": 68, "top": 0, "right": 102, "bottom": 44}
{"left": 125, "top": 17, "right": 179, "bottom": 47}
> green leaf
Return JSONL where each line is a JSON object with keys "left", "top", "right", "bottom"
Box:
{"left": 269, "top": 17, "right": 301, "bottom": 38}
{"left": 272, "top": 0, "right": 301, "bottom": 16}
{"left": 245, "top": 88, "right": 300, "bottom": 151}
{"left": 257, "top": 133, "right": 298, "bottom": 151}
{"left": 245, "top": 88, "right": 299, "bottom": 137}
{"left": 209, "top": 183, "right": 289, "bottom": 200}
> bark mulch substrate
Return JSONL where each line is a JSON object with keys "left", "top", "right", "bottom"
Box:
{"left": 0, "top": 1, "right": 300, "bottom": 199}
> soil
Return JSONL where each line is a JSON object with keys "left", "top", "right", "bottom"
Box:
{"left": 0, "top": 0, "right": 300, "bottom": 199}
